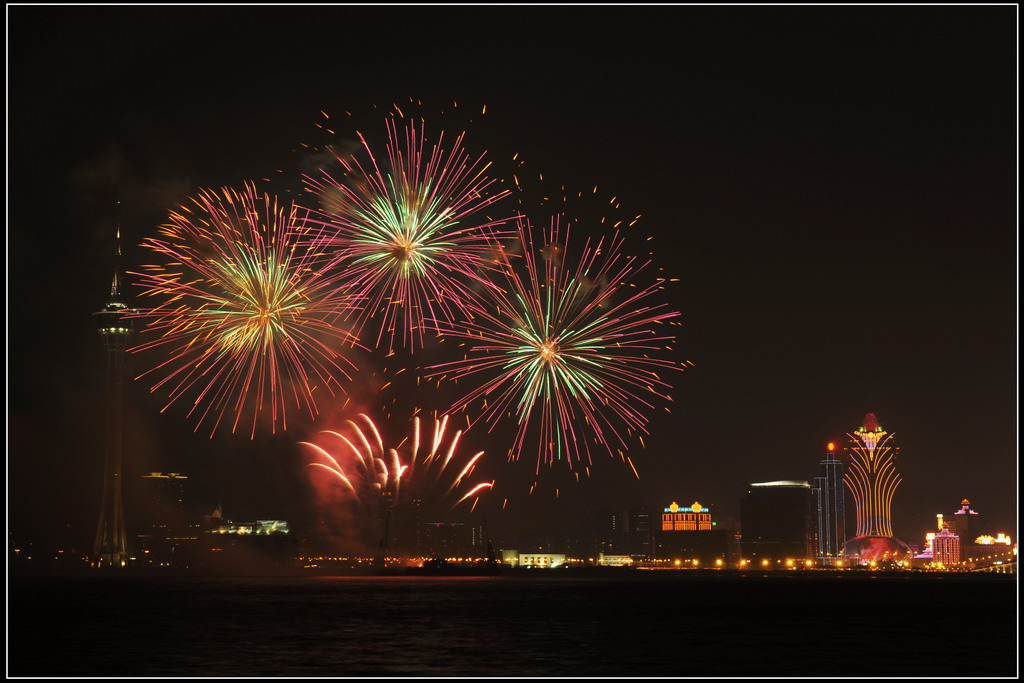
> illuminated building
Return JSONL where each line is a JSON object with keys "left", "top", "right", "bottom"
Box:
{"left": 662, "top": 501, "right": 714, "bottom": 530}
{"left": 657, "top": 501, "right": 728, "bottom": 563}
{"left": 209, "top": 519, "right": 291, "bottom": 535}
{"left": 947, "top": 499, "right": 979, "bottom": 553}
{"left": 975, "top": 533, "right": 1013, "bottom": 546}
{"left": 960, "top": 534, "right": 1017, "bottom": 573}
{"left": 740, "top": 482, "right": 813, "bottom": 562}
{"left": 812, "top": 441, "right": 846, "bottom": 565}
{"left": 203, "top": 515, "right": 295, "bottom": 569}
{"left": 500, "top": 551, "right": 566, "bottom": 568}
{"left": 519, "top": 554, "right": 565, "bottom": 568}
{"left": 911, "top": 512, "right": 946, "bottom": 561}
{"left": 932, "top": 525, "right": 960, "bottom": 566}
{"left": 92, "top": 222, "right": 133, "bottom": 568}
{"left": 842, "top": 413, "right": 910, "bottom": 562}
{"left": 912, "top": 531, "right": 936, "bottom": 564}
{"left": 597, "top": 553, "right": 634, "bottom": 567}
{"left": 934, "top": 500, "right": 1012, "bottom": 566}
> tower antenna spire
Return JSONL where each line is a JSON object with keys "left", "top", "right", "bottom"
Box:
{"left": 109, "top": 200, "right": 125, "bottom": 302}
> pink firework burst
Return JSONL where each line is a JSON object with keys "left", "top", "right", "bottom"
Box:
{"left": 303, "top": 117, "right": 514, "bottom": 351}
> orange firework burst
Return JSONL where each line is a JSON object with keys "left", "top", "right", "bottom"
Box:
{"left": 129, "top": 182, "right": 362, "bottom": 438}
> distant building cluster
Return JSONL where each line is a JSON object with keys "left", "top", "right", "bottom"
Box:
{"left": 20, "top": 223, "right": 1011, "bottom": 578}
{"left": 49, "top": 265, "right": 1024, "bottom": 582}
{"left": 498, "top": 414, "right": 1013, "bottom": 573}
{"left": 38, "top": 412, "right": 1004, "bottom": 574}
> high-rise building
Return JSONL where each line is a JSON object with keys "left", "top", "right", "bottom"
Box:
{"left": 812, "top": 441, "right": 846, "bottom": 565}
{"left": 932, "top": 525, "right": 961, "bottom": 566}
{"left": 841, "top": 413, "right": 910, "bottom": 563}
{"left": 740, "top": 482, "right": 813, "bottom": 562}
{"left": 135, "top": 472, "right": 200, "bottom": 568}
{"left": 140, "top": 472, "right": 188, "bottom": 531}
{"left": 608, "top": 508, "right": 627, "bottom": 553}
{"left": 627, "top": 505, "right": 654, "bottom": 559}
{"left": 947, "top": 499, "right": 980, "bottom": 553}
{"left": 92, "top": 223, "right": 133, "bottom": 568}
{"left": 596, "top": 506, "right": 654, "bottom": 559}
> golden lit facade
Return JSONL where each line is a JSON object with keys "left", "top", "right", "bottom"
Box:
{"left": 843, "top": 413, "right": 901, "bottom": 538}
{"left": 662, "top": 501, "right": 713, "bottom": 531}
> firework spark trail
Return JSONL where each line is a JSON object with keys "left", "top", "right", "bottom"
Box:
{"left": 426, "top": 217, "right": 682, "bottom": 473}
{"left": 302, "top": 117, "right": 514, "bottom": 351}
{"left": 303, "top": 412, "right": 492, "bottom": 516}
{"left": 128, "top": 182, "right": 361, "bottom": 438}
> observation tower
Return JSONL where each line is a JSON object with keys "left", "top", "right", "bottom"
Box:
{"left": 92, "top": 223, "right": 133, "bottom": 567}
{"left": 841, "top": 413, "right": 910, "bottom": 562}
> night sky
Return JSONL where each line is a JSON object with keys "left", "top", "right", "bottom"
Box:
{"left": 8, "top": 6, "right": 1017, "bottom": 552}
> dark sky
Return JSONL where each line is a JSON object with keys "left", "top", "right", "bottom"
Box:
{"left": 8, "top": 6, "right": 1017, "bottom": 552}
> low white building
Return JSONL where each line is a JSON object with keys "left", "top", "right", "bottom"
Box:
{"left": 501, "top": 550, "right": 566, "bottom": 568}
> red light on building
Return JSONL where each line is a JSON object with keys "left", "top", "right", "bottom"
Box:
{"left": 827, "top": 442, "right": 836, "bottom": 452}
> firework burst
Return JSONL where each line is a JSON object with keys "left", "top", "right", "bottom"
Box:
{"left": 303, "top": 412, "right": 492, "bottom": 554}
{"left": 426, "top": 217, "right": 682, "bottom": 472}
{"left": 129, "top": 182, "right": 361, "bottom": 438}
{"left": 303, "top": 117, "right": 513, "bottom": 351}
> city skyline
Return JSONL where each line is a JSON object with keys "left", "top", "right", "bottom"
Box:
{"left": 8, "top": 6, "right": 1017, "bottom": 556}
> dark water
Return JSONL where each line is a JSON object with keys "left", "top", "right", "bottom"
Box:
{"left": 9, "top": 572, "right": 1017, "bottom": 677}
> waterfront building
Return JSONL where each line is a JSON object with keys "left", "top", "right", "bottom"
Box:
{"left": 519, "top": 553, "right": 566, "bottom": 568}
{"left": 740, "top": 482, "right": 813, "bottom": 562}
{"left": 500, "top": 551, "right": 567, "bottom": 568}
{"left": 203, "top": 516, "right": 295, "bottom": 568}
{"left": 932, "top": 525, "right": 961, "bottom": 566}
{"left": 841, "top": 413, "right": 910, "bottom": 563}
{"left": 812, "top": 441, "right": 846, "bottom": 565}
{"left": 596, "top": 553, "right": 634, "bottom": 567}
{"left": 656, "top": 501, "right": 728, "bottom": 563}
{"left": 209, "top": 519, "right": 291, "bottom": 536}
